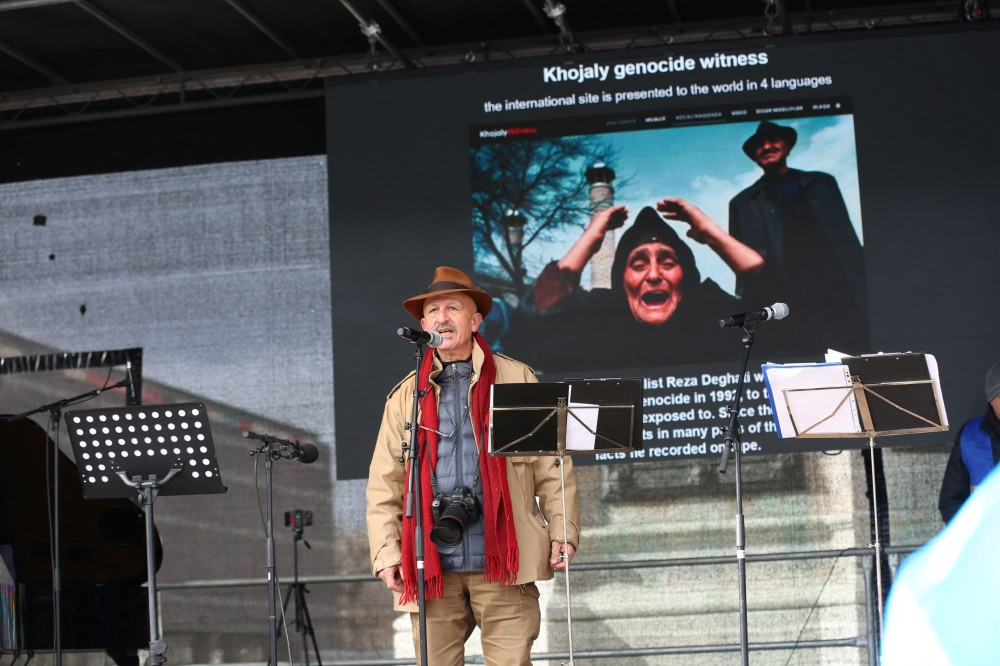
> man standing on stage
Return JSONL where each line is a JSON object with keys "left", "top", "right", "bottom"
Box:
{"left": 366, "top": 265, "right": 580, "bottom": 666}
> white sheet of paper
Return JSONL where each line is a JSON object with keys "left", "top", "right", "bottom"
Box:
{"left": 763, "top": 362, "right": 860, "bottom": 438}
{"left": 926, "top": 354, "right": 949, "bottom": 428}
{"left": 565, "top": 401, "right": 600, "bottom": 451}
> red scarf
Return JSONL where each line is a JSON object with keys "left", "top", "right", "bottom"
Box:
{"left": 399, "top": 333, "right": 519, "bottom": 604}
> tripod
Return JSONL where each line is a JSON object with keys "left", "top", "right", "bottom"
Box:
{"left": 279, "top": 524, "right": 322, "bottom": 666}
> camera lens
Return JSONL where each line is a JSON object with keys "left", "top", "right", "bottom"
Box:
{"left": 429, "top": 488, "right": 480, "bottom": 553}
{"left": 430, "top": 518, "right": 464, "bottom": 550}
{"left": 430, "top": 501, "right": 473, "bottom": 551}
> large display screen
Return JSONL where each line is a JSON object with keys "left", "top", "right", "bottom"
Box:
{"left": 327, "top": 25, "right": 1000, "bottom": 480}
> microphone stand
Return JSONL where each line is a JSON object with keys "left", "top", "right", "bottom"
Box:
{"left": 244, "top": 430, "right": 313, "bottom": 666}
{"left": 718, "top": 322, "right": 757, "bottom": 666}
{"left": 402, "top": 341, "right": 430, "bottom": 666}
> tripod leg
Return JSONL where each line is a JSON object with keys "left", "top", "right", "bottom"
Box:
{"left": 295, "top": 584, "right": 309, "bottom": 666}
{"left": 295, "top": 584, "right": 322, "bottom": 666}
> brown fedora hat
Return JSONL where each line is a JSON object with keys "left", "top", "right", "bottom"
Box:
{"left": 403, "top": 266, "right": 494, "bottom": 320}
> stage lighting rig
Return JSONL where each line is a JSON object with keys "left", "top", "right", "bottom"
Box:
{"left": 360, "top": 20, "right": 381, "bottom": 41}
{"left": 543, "top": 1, "right": 580, "bottom": 52}
{"left": 762, "top": 0, "right": 792, "bottom": 36}
{"left": 963, "top": 0, "right": 989, "bottom": 21}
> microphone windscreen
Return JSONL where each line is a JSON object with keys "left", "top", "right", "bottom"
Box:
{"left": 299, "top": 443, "right": 320, "bottom": 464}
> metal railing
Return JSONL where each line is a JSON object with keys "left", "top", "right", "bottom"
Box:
{"left": 155, "top": 544, "right": 921, "bottom": 665}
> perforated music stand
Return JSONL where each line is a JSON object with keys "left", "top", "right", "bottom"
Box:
{"left": 769, "top": 353, "right": 947, "bottom": 635}
{"left": 63, "top": 402, "right": 226, "bottom": 666}
{"left": 489, "top": 378, "right": 641, "bottom": 666}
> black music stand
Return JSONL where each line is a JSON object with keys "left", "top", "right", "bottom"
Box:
{"left": 489, "top": 378, "right": 641, "bottom": 666}
{"left": 63, "top": 403, "right": 227, "bottom": 666}
{"left": 768, "top": 353, "right": 947, "bottom": 635}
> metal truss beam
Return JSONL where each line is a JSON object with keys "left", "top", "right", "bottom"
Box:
{"left": 0, "top": 4, "right": 989, "bottom": 129}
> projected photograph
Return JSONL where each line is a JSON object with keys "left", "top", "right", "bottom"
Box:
{"left": 470, "top": 102, "right": 869, "bottom": 375}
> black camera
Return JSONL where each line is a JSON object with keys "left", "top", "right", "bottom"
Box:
{"left": 430, "top": 486, "right": 480, "bottom": 553}
{"left": 284, "top": 509, "right": 312, "bottom": 529}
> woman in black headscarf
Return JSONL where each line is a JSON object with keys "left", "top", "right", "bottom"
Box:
{"left": 505, "top": 202, "right": 762, "bottom": 373}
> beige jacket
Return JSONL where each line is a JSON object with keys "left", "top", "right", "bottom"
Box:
{"left": 366, "top": 343, "right": 580, "bottom": 611}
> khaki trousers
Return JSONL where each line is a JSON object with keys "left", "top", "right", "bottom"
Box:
{"left": 409, "top": 571, "right": 541, "bottom": 666}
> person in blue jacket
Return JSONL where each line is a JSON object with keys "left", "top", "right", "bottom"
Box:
{"left": 938, "top": 361, "right": 1000, "bottom": 523}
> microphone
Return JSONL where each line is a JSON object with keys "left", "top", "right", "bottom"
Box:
{"left": 243, "top": 430, "right": 320, "bottom": 464}
{"left": 284, "top": 443, "right": 319, "bottom": 464}
{"left": 397, "top": 327, "right": 443, "bottom": 348}
{"left": 719, "top": 302, "right": 789, "bottom": 328}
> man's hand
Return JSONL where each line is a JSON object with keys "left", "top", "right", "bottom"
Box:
{"left": 549, "top": 540, "right": 576, "bottom": 570}
{"left": 376, "top": 564, "right": 404, "bottom": 593}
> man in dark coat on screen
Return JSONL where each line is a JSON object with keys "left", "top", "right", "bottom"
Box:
{"left": 728, "top": 121, "right": 870, "bottom": 354}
